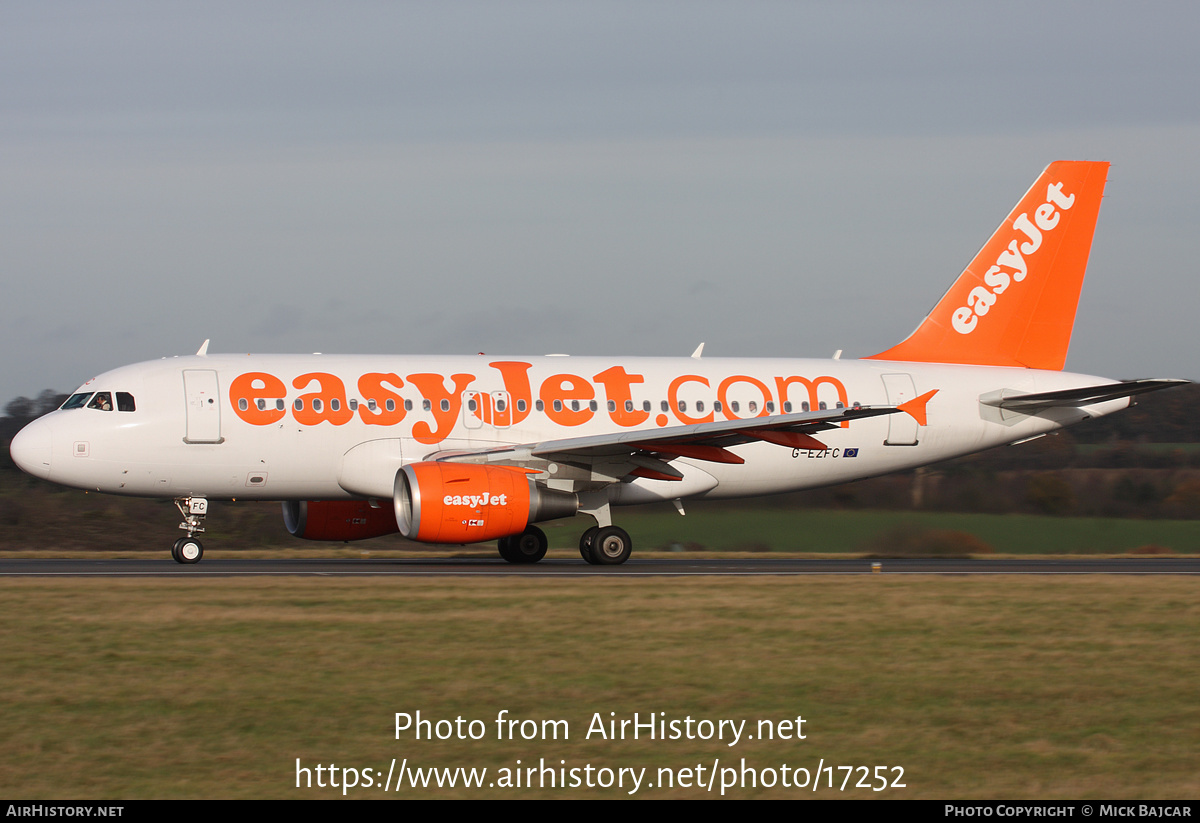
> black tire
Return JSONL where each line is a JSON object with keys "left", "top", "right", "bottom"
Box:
{"left": 176, "top": 537, "right": 203, "bottom": 564}
{"left": 591, "top": 526, "right": 632, "bottom": 565}
{"left": 508, "top": 525, "right": 548, "bottom": 564}
{"left": 497, "top": 536, "right": 516, "bottom": 563}
{"left": 171, "top": 538, "right": 183, "bottom": 563}
{"left": 579, "top": 526, "right": 600, "bottom": 563}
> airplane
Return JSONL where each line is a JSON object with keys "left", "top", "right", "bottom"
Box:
{"left": 8, "top": 160, "right": 1187, "bottom": 565}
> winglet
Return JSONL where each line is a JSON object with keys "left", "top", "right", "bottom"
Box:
{"left": 898, "top": 389, "right": 938, "bottom": 426}
{"left": 196, "top": 339, "right": 210, "bottom": 356}
{"left": 691, "top": 342, "right": 705, "bottom": 359}
{"left": 865, "top": 161, "right": 1109, "bottom": 371}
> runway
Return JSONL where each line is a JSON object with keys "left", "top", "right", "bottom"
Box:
{"left": 1, "top": 557, "right": 1198, "bottom": 577}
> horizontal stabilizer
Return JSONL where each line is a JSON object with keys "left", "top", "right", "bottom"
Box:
{"left": 979, "top": 379, "right": 1188, "bottom": 412}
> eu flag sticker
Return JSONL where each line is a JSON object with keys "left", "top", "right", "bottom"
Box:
{"left": 844, "top": 448, "right": 859, "bottom": 457}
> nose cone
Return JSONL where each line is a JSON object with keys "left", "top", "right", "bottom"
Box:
{"left": 10, "top": 417, "right": 52, "bottom": 479}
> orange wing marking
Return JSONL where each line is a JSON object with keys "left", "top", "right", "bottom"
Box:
{"left": 629, "top": 467, "right": 685, "bottom": 482}
{"left": 633, "top": 443, "right": 746, "bottom": 465}
{"left": 897, "top": 389, "right": 938, "bottom": 426}
{"left": 744, "top": 429, "right": 828, "bottom": 450}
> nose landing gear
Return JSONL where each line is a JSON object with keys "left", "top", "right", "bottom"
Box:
{"left": 171, "top": 536, "right": 204, "bottom": 564}
{"left": 171, "top": 497, "right": 208, "bottom": 564}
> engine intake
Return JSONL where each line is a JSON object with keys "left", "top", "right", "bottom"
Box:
{"left": 394, "top": 462, "right": 578, "bottom": 544}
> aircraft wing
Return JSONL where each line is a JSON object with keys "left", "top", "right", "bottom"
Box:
{"left": 979, "top": 378, "right": 1188, "bottom": 413}
{"left": 427, "top": 404, "right": 904, "bottom": 482}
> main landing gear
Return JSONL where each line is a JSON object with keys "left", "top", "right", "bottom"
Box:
{"left": 171, "top": 496, "right": 208, "bottom": 564}
{"left": 498, "top": 523, "right": 633, "bottom": 565}
{"left": 498, "top": 525, "right": 548, "bottom": 564}
{"left": 579, "top": 526, "right": 632, "bottom": 565}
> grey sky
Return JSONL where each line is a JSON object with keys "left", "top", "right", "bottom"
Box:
{"left": 3, "top": 2, "right": 1198, "bottom": 404}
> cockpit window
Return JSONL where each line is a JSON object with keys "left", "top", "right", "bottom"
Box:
{"left": 116, "top": 392, "right": 136, "bottom": 412}
{"left": 87, "top": 392, "right": 113, "bottom": 411}
{"left": 61, "top": 393, "right": 93, "bottom": 410}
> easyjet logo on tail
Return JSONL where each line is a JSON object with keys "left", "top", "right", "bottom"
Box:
{"left": 951, "top": 181, "right": 1076, "bottom": 335}
{"left": 864, "top": 160, "right": 1107, "bottom": 370}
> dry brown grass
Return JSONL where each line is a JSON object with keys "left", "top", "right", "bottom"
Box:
{"left": 2, "top": 576, "right": 1198, "bottom": 798}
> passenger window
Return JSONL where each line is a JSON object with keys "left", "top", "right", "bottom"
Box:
{"left": 661, "top": 400, "right": 669, "bottom": 412}
{"left": 748, "top": 401, "right": 758, "bottom": 414}
{"left": 422, "top": 400, "right": 431, "bottom": 411}
{"left": 256, "top": 399, "right": 266, "bottom": 411}
{"left": 535, "top": 400, "right": 544, "bottom": 412}
{"left": 275, "top": 399, "right": 285, "bottom": 411}
{"left": 731, "top": 401, "right": 740, "bottom": 413}
{"left": 440, "top": 399, "right": 450, "bottom": 412}
{"left": 766, "top": 402, "right": 774, "bottom": 413}
{"left": 642, "top": 401, "right": 651, "bottom": 412}
{"left": 696, "top": 401, "right": 705, "bottom": 412}
{"left": 368, "top": 399, "right": 378, "bottom": 411}
{"left": 294, "top": 399, "right": 303, "bottom": 411}
{"left": 330, "top": 399, "right": 341, "bottom": 412}
{"left": 784, "top": 401, "right": 792, "bottom": 413}
{"left": 589, "top": 400, "right": 598, "bottom": 412}
{"left": 312, "top": 398, "right": 323, "bottom": 412}
{"left": 404, "top": 400, "right": 413, "bottom": 411}
{"left": 553, "top": 400, "right": 563, "bottom": 412}
{"left": 714, "top": 401, "right": 722, "bottom": 413}
{"left": 624, "top": 400, "right": 632, "bottom": 412}
{"left": 517, "top": 399, "right": 527, "bottom": 413}
{"left": 349, "top": 399, "right": 358, "bottom": 411}
{"left": 87, "top": 392, "right": 113, "bottom": 411}
{"left": 238, "top": 398, "right": 249, "bottom": 411}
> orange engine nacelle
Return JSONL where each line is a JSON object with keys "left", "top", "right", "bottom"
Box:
{"left": 282, "top": 499, "right": 400, "bottom": 541}
{"left": 394, "top": 462, "right": 577, "bottom": 544}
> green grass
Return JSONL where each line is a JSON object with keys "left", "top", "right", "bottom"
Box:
{"left": 540, "top": 508, "right": 1200, "bottom": 555}
{"left": 2, "top": 576, "right": 1199, "bottom": 798}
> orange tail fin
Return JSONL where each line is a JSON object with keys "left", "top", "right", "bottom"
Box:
{"left": 865, "top": 161, "right": 1109, "bottom": 371}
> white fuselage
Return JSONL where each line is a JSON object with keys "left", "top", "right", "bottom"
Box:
{"left": 11, "top": 353, "right": 1125, "bottom": 506}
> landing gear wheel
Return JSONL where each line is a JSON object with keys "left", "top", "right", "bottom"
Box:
{"left": 579, "top": 526, "right": 599, "bottom": 563}
{"left": 173, "top": 536, "right": 203, "bottom": 565}
{"left": 500, "top": 525, "right": 548, "bottom": 564}
{"left": 591, "top": 526, "right": 632, "bottom": 565}
{"left": 497, "top": 536, "right": 516, "bottom": 563}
